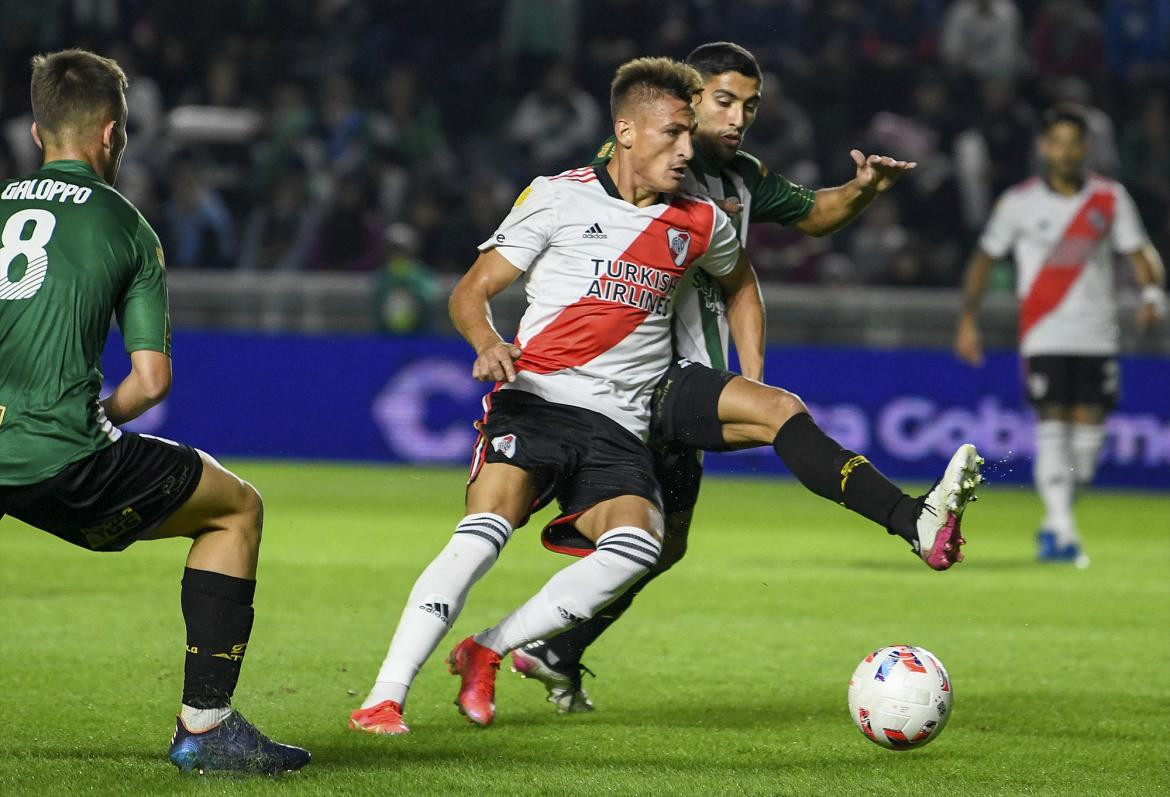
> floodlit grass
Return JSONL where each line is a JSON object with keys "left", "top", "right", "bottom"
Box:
{"left": 2, "top": 462, "right": 1167, "bottom": 795}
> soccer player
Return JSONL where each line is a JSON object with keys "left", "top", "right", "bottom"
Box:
{"left": 0, "top": 50, "right": 309, "bottom": 775}
{"left": 512, "top": 42, "right": 982, "bottom": 713}
{"left": 955, "top": 103, "right": 1164, "bottom": 565}
{"left": 348, "top": 57, "right": 756, "bottom": 735}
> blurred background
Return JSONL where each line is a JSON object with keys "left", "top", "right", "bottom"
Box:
{"left": 2, "top": 0, "right": 1167, "bottom": 485}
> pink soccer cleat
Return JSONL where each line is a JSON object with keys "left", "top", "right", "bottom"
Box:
{"left": 914, "top": 443, "right": 982, "bottom": 570}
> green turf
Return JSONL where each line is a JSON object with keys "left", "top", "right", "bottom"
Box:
{"left": 1, "top": 462, "right": 1168, "bottom": 795}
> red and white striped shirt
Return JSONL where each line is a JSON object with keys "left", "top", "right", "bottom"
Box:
{"left": 477, "top": 165, "right": 740, "bottom": 438}
{"left": 979, "top": 173, "right": 1147, "bottom": 356}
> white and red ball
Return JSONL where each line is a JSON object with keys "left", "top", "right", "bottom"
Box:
{"left": 847, "top": 644, "right": 953, "bottom": 750}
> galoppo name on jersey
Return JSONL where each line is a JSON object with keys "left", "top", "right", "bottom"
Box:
{"left": 478, "top": 165, "right": 740, "bottom": 439}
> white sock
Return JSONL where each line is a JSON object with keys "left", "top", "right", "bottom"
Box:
{"left": 180, "top": 705, "right": 232, "bottom": 733}
{"left": 1035, "top": 420, "right": 1078, "bottom": 544}
{"left": 475, "top": 526, "right": 661, "bottom": 655}
{"left": 362, "top": 513, "right": 512, "bottom": 709}
{"left": 1070, "top": 423, "right": 1106, "bottom": 487}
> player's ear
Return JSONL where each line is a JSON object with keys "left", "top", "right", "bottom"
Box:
{"left": 30, "top": 122, "right": 43, "bottom": 151}
{"left": 615, "top": 118, "right": 634, "bottom": 149}
{"left": 101, "top": 119, "right": 117, "bottom": 151}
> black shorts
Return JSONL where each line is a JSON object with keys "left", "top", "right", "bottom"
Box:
{"left": 470, "top": 390, "right": 662, "bottom": 545}
{"left": 1025, "top": 355, "right": 1120, "bottom": 411}
{"left": 651, "top": 359, "right": 737, "bottom": 451}
{"left": 0, "top": 432, "right": 203, "bottom": 552}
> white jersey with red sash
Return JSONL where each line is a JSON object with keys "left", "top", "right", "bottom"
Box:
{"left": 477, "top": 165, "right": 741, "bottom": 439}
{"left": 979, "top": 173, "right": 1148, "bottom": 356}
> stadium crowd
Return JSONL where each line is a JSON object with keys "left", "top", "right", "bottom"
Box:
{"left": 2, "top": 0, "right": 1167, "bottom": 287}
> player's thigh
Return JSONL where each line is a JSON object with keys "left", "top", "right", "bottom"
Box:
{"left": 143, "top": 449, "right": 258, "bottom": 541}
{"left": 465, "top": 462, "right": 538, "bottom": 527}
{"left": 718, "top": 376, "right": 808, "bottom": 446}
{"left": 575, "top": 494, "right": 663, "bottom": 544}
{"left": 652, "top": 360, "right": 737, "bottom": 451}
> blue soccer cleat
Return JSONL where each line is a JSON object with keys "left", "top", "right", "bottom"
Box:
{"left": 168, "top": 711, "right": 310, "bottom": 775}
{"left": 1036, "top": 530, "right": 1090, "bottom": 568}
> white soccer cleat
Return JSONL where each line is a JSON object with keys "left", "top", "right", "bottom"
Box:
{"left": 511, "top": 642, "right": 594, "bottom": 714}
{"left": 914, "top": 443, "right": 982, "bottom": 570}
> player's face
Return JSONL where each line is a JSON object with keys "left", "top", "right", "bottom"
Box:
{"left": 1040, "top": 121, "right": 1086, "bottom": 181}
{"left": 629, "top": 95, "right": 695, "bottom": 194}
{"left": 693, "top": 71, "right": 761, "bottom": 163}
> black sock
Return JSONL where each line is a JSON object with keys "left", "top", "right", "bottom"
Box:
{"left": 772, "top": 413, "right": 919, "bottom": 543}
{"left": 542, "top": 568, "right": 664, "bottom": 669}
{"left": 181, "top": 567, "right": 256, "bottom": 709}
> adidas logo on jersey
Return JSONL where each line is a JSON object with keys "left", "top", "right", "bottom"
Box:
{"left": 419, "top": 601, "right": 451, "bottom": 625}
{"left": 582, "top": 223, "right": 607, "bottom": 239}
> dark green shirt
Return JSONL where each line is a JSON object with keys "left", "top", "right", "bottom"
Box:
{"left": 0, "top": 160, "right": 170, "bottom": 485}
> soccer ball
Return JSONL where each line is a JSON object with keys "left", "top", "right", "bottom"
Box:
{"left": 847, "top": 645, "right": 952, "bottom": 750}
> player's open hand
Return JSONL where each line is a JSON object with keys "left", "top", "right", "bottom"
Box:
{"left": 473, "top": 341, "right": 522, "bottom": 383}
{"left": 954, "top": 315, "right": 984, "bottom": 367}
{"left": 851, "top": 149, "right": 916, "bottom": 194}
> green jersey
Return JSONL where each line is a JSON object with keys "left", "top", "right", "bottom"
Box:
{"left": 0, "top": 160, "right": 170, "bottom": 486}
{"left": 591, "top": 139, "right": 814, "bottom": 368}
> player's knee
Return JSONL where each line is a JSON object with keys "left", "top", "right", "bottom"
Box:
{"left": 762, "top": 388, "right": 808, "bottom": 436}
{"left": 236, "top": 481, "right": 264, "bottom": 550}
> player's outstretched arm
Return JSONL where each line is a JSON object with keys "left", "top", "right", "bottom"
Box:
{"left": 794, "top": 150, "right": 916, "bottom": 237}
{"left": 1130, "top": 243, "right": 1167, "bottom": 333}
{"left": 955, "top": 250, "right": 995, "bottom": 367}
{"left": 101, "top": 349, "right": 171, "bottom": 425}
{"left": 715, "top": 249, "right": 765, "bottom": 381}
{"left": 450, "top": 249, "right": 525, "bottom": 382}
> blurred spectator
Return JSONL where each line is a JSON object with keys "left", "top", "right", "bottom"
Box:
{"left": 1030, "top": 0, "right": 1105, "bottom": 81}
{"left": 954, "top": 78, "right": 1039, "bottom": 230}
{"left": 1120, "top": 90, "right": 1170, "bottom": 254}
{"left": 940, "top": 0, "right": 1025, "bottom": 80}
{"left": 307, "top": 170, "right": 382, "bottom": 271}
{"left": 251, "top": 81, "right": 316, "bottom": 195}
{"left": 746, "top": 74, "right": 819, "bottom": 187}
{"left": 864, "top": 71, "right": 964, "bottom": 242}
{"left": 857, "top": 0, "right": 942, "bottom": 117}
{"left": 848, "top": 200, "right": 912, "bottom": 284}
{"left": 509, "top": 62, "right": 601, "bottom": 175}
{"left": 374, "top": 224, "right": 440, "bottom": 334}
{"left": 501, "top": 0, "right": 579, "bottom": 79}
{"left": 162, "top": 158, "right": 237, "bottom": 269}
{"left": 317, "top": 75, "right": 366, "bottom": 173}
{"left": 238, "top": 167, "right": 321, "bottom": 272}
{"left": 1104, "top": 0, "right": 1170, "bottom": 84}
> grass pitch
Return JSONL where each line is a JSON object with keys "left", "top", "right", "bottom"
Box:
{"left": 1, "top": 462, "right": 1167, "bottom": 795}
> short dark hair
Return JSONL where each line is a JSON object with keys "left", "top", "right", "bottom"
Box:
{"left": 685, "top": 41, "right": 762, "bottom": 82}
{"left": 30, "top": 49, "right": 127, "bottom": 139}
{"left": 610, "top": 57, "right": 702, "bottom": 120}
{"left": 1042, "top": 103, "right": 1088, "bottom": 135}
